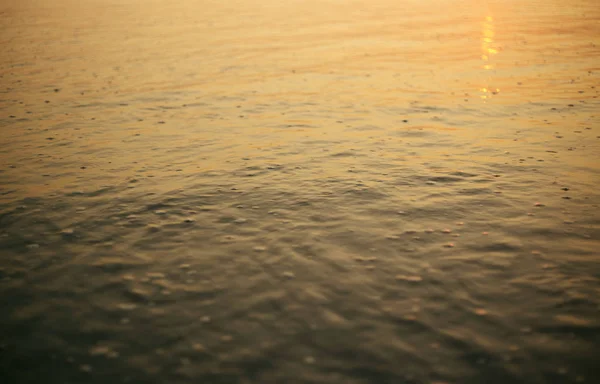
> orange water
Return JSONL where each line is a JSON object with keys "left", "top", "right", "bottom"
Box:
{"left": 1, "top": 1, "right": 599, "bottom": 383}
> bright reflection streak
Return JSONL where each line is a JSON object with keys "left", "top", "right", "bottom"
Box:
{"left": 480, "top": 15, "right": 500, "bottom": 101}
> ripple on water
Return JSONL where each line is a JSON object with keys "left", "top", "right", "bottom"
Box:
{"left": 1, "top": 0, "right": 600, "bottom": 382}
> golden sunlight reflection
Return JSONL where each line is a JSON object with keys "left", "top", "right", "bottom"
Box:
{"left": 480, "top": 15, "right": 500, "bottom": 101}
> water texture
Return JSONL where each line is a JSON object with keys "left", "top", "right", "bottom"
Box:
{"left": 1, "top": 0, "right": 599, "bottom": 383}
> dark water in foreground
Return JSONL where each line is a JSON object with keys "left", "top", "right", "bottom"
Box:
{"left": 1, "top": 0, "right": 599, "bottom": 383}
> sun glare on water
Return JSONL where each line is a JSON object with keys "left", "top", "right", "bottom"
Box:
{"left": 480, "top": 15, "right": 500, "bottom": 101}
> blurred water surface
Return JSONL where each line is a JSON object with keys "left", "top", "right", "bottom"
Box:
{"left": 1, "top": 0, "right": 599, "bottom": 383}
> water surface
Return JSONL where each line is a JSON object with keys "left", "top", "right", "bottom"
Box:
{"left": 1, "top": 0, "right": 599, "bottom": 383}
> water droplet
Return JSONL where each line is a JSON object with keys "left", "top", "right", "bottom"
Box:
{"left": 79, "top": 364, "right": 92, "bottom": 372}
{"left": 192, "top": 343, "right": 205, "bottom": 351}
{"left": 282, "top": 271, "right": 295, "bottom": 279}
{"left": 89, "top": 345, "right": 118, "bottom": 358}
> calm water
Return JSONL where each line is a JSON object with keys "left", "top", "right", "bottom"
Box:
{"left": 1, "top": 0, "right": 599, "bottom": 383}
